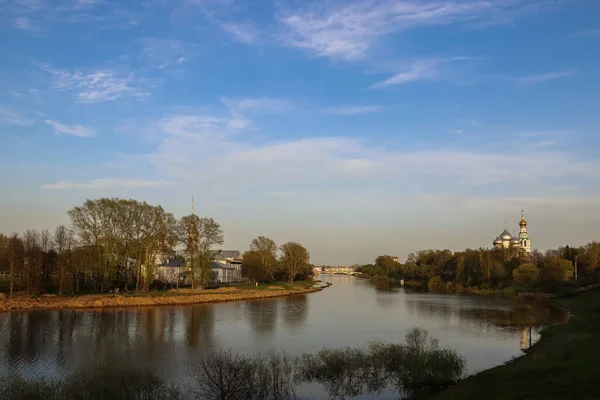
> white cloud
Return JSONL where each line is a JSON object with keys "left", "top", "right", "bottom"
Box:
{"left": 44, "top": 120, "right": 96, "bottom": 137}
{"left": 448, "top": 129, "right": 464, "bottom": 135}
{"left": 42, "top": 178, "right": 177, "bottom": 190}
{"left": 323, "top": 105, "right": 383, "bottom": 115}
{"left": 502, "top": 70, "right": 573, "bottom": 84}
{"left": 42, "top": 65, "right": 150, "bottom": 103}
{"left": 0, "top": 107, "right": 35, "bottom": 126}
{"left": 277, "top": 1, "right": 545, "bottom": 60}
{"left": 218, "top": 21, "right": 261, "bottom": 44}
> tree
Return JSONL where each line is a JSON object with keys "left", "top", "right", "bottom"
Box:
{"left": 241, "top": 250, "right": 265, "bottom": 283}
{"left": 54, "top": 225, "right": 73, "bottom": 295}
{"left": 249, "top": 236, "right": 278, "bottom": 282}
{"left": 512, "top": 263, "right": 541, "bottom": 288}
{"left": 428, "top": 276, "right": 445, "bottom": 293}
{"left": 5, "top": 234, "right": 24, "bottom": 297}
{"left": 279, "top": 242, "right": 310, "bottom": 284}
{"left": 541, "top": 258, "right": 574, "bottom": 285}
{"left": 375, "top": 255, "right": 397, "bottom": 277}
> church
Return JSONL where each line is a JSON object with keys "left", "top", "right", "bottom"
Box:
{"left": 493, "top": 213, "right": 531, "bottom": 254}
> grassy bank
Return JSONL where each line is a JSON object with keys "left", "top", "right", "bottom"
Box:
{"left": 426, "top": 289, "right": 600, "bottom": 400}
{"left": 0, "top": 281, "right": 322, "bottom": 313}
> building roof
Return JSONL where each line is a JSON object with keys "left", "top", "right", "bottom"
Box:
{"left": 210, "top": 261, "right": 235, "bottom": 270}
{"left": 209, "top": 250, "right": 241, "bottom": 259}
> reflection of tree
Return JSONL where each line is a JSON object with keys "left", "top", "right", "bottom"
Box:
{"left": 246, "top": 299, "right": 277, "bottom": 336}
{"left": 281, "top": 294, "right": 308, "bottom": 328}
{"left": 185, "top": 305, "right": 215, "bottom": 350}
{"left": 404, "top": 298, "right": 569, "bottom": 329}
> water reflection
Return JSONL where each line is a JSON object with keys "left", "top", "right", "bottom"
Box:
{"left": 0, "top": 277, "right": 568, "bottom": 399}
{"left": 281, "top": 295, "right": 308, "bottom": 328}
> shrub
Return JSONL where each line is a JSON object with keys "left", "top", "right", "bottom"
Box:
{"left": 445, "top": 281, "right": 454, "bottom": 293}
{"left": 428, "top": 276, "right": 446, "bottom": 293}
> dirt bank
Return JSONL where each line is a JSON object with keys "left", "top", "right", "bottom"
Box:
{"left": 0, "top": 286, "right": 325, "bottom": 313}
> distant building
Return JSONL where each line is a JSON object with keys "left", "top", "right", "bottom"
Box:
{"left": 493, "top": 213, "right": 531, "bottom": 254}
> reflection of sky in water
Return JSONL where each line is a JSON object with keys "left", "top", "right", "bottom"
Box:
{"left": 0, "top": 276, "right": 566, "bottom": 399}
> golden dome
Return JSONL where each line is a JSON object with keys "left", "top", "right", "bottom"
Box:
{"left": 519, "top": 215, "right": 527, "bottom": 227}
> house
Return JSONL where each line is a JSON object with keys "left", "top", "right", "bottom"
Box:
{"left": 154, "top": 258, "right": 185, "bottom": 284}
{"left": 209, "top": 250, "right": 244, "bottom": 283}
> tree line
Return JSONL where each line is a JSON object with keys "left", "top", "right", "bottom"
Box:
{"left": 0, "top": 198, "right": 315, "bottom": 297}
{"left": 359, "top": 242, "right": 600, "bottom": 294}
{"left": 0, "top": 198, "right": 224, "bottom": 295}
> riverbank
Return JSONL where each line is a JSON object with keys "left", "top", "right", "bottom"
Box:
{"left": 426, "top": 288, "right": 600, "bottom": 400}
{"left": 0, "top": 282, "right": 326, "bottom": 313}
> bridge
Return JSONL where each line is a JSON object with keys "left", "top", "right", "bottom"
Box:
{"left": 313, "top": 266, "right": 360, "bottom": 276}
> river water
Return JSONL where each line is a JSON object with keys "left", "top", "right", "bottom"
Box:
{"left": 0, "top": 276, "right": 566, "bottom": 399}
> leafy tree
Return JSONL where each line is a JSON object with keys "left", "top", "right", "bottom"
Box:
{"left": 249, "top": 236, "right": 278, "bottom": 282}
{"left": 512, "top": 263, "right": 541, "bottom": 288}
{"left": 428, "top": 276, "right": 445, "bottom": 293}
{"left": 280, "top": 242, "right": 310, "bottom": 284}
{"left": 241, "top": 251, "right": 265, "bottom": 283}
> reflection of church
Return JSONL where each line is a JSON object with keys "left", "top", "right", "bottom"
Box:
{"left": 493, "top": 213, "right": 531, "bottom": 254}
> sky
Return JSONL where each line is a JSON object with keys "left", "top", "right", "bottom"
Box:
{"left": 1, "top": 0, "right": 599, "bottom": 265}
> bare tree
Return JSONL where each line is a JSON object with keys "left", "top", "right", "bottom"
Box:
{"left": 197, "top": 218, "right": 224, "bottom": 286}
{"left": 250, "top": 236, "right": 278, "bottom": 282}
{"left": 23, "top": 230, "right": 41, "bottom": 293}
{"left": 280, "top": 242, "right": 310, "bottom": 284}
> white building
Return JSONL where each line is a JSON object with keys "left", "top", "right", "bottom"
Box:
{"left": 493, "top": 213, "right": 531, "bottom": 254}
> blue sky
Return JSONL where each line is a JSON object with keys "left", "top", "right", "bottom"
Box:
{"left": 1, "top": 0, "right": 599, "bottom": 264}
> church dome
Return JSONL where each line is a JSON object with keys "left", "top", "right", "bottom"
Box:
{"left": 520, "top": 215, "right": 527, "bottom": 227}
{"left": 500, "top": 229, "right": 513, "bottom": 241}
{"left": 493, "top": 237, "right": 502, "bottom": 245}
{"left": 511, "top": 237, "right": 520, "bottom": 245}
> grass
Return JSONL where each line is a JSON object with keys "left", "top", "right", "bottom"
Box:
{"left": 236, "top": 280, "right": 314, "bottom": 291}
{"left": 425, "top": 288, "right": 600, "bottom": 400}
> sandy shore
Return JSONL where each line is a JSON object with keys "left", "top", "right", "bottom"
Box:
{"left": 0, "top": 285, "right": 326, "bottom": 313}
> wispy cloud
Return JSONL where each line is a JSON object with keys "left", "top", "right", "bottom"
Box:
{"left": 138, "top": 38, "right": 195, "bottom": 71}
{"left": 14, "top": 16, "right": 37, "bottom": 31}
{"left": 277, "top": 1, "right": 546, "bottom": 61}
{"left": 448, "top": 129, "right": 464, "bottom": 135}
{"left": 502, "top": 70, "right": 574, "bottom": 84}
{"left": 0, "top": 107, "right": 35, "bottom": 126}
{"left": 323, "top": 105, "right": 383, "bottom": 115}
{"left": 42, "top": 178, "right": 177, "bottom": 190}
{"left": 218, "top": 21, "right": 261, "bottom": 45}
{"left": 44, "top": 120, "right": 96, "bottom": 137}
{"left": 221, "top": 97, "right": 294, "bottom": 113}
{"left": 145, "top": 109, "right": 600, "bottom": 201}
{"left": 42, "top": 64, "right": 150, "bottom": 103}
{"left": 370, "top": 57, "right": 472, "bottom": 88}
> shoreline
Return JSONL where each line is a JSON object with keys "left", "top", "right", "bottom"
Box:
{"left": 0, "top": 285, "right": 327, "bottom": 313}
{"left": 424, "top": 288, "right": 600, "bottom": 400}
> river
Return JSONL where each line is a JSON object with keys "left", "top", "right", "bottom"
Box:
{"left": 0, "top": 276, "right": 566, "bottom": 399}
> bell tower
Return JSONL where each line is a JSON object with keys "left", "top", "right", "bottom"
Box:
{"left": 518, "top": 211, "right": 531, "bottom": 254}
